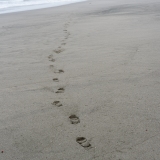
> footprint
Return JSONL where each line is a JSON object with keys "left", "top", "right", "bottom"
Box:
{"left": 62, "top": 43, "right": 66, "bottom": 45}
{"left": 52, "top": 101, "right": 62, "bottom": 107}
{"left": 54, "top": 48, "right": 64, "bottom": 54}
{"left": 48, "top": 55, "right": 53, "bottom": 59}
{"left": 49, "top": 65, "right": 54, "bottom": 69}
{"left": 54, "top": 69, "right": 64, "bottom": 73}
{"left": 53, "top": 78, "right": 59, "bottom": 82}
{"left": 49, "top": 65, "right": 55, "bottom": 71}
{"left": 55, "top": 88, "right": 65, "bottom": 93}
{"left": 69, "top": 115, "right": 80, "bottom": 124}
{"left": 48, "top": 55, "right": 55, "bottom": 62}
{"left": 59, "top": 69, "right": 64, "bottom": 73}
{"left": 49, "top": 58, "right": 55, "bottom": 62}
{"left": 76, "top": 137, "right": 91, "bottom": 148}
{"left": 64, "top": 24, "right": 68, "bottom": 27}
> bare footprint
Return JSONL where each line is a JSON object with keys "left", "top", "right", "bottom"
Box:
{"left": 69, "top": 115, "right": 80, "bottom": 124}
{"left": 52, "top": 101, "right": 62, "bottom": 107}
{"left": 53, "top": 78, "right": 59, "bottom": 82}
{"left": 76, "top": 137, "right": 91, "bottom": 148}
{"left": 55, "top": 88, "right": 65, "bottom": 93}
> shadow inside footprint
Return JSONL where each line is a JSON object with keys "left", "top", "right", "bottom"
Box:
{"left": 76, "top": 137, "right": 91, "bottom": 148}
{"left": 59, "top": 69, "right": 64, "bottom": 73}
{"left": 55, "top": 88, "right": 65, "bottom": 93}
{"left": 69, "top": 115, "right": 80, "bottom": 124}
{"left": 53, "top": 78, "right": 59, "bottom": 82}
{"left": 52, "top": 101, "right": 62, "bottom": 107}
{"left": 54, "top": 69, "right": 64, "bottom": 73}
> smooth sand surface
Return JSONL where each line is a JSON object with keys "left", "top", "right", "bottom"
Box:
{"left": 0, "top": 0, "right": 160, "bottom": 159}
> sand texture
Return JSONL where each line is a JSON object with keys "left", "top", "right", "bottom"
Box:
{"left": 0, "top": 0, "right": 160, "bottom": 159}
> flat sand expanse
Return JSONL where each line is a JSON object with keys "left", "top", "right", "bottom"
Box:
{"left": 0, "top": 0, "right": 160, "bottom": 159}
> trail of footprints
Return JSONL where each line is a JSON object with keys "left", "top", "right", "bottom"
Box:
{"left": 48, "top": 20, "right": 92, "bottom": 149}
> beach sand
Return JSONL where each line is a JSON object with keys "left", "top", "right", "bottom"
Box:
{"left": 0, "top": 0, "right": 160, "bottom": 159}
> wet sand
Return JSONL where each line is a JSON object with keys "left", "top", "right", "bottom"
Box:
{"left": 0, "top": 0, "right": 160, "bottom": 159}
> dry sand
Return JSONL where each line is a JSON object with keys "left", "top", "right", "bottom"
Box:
{"left": 0, "top": 0, "right": 160, "bottom": 159}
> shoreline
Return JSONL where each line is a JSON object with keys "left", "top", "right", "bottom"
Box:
{"left": 0, "top": 0, "right": 160, "bottom": 159}
{"left": 0, "top": 0, "right": 86, "bottom": 15}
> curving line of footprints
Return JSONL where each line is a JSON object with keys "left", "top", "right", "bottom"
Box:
{"left": 48, "top": 19, "right": 92, "bottom": 150}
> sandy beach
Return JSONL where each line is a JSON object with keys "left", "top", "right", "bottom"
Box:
{"left": 0, "top": 0, "right": 160, "bottom": 159}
